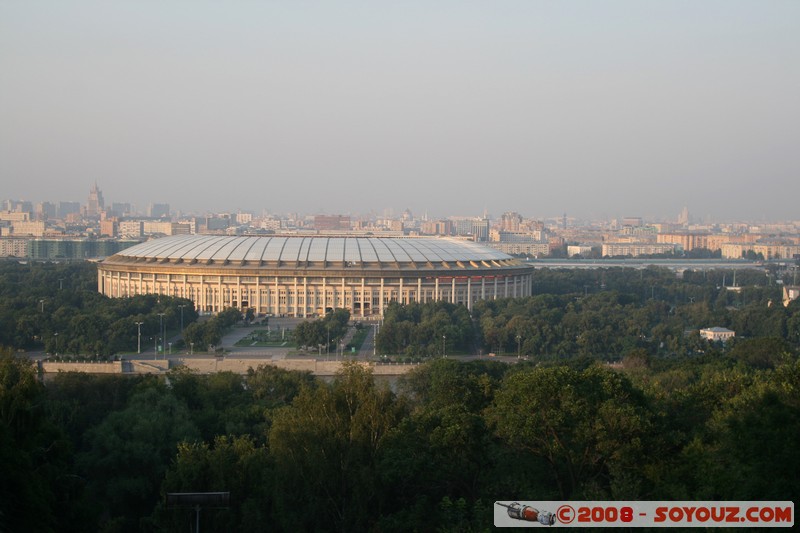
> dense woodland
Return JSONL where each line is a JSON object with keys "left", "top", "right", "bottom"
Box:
{"left": 1, "top": 260, "right": 799, "bottom": 532}
{"left": 0, "top": 261, "right": 198, "bottom": 356}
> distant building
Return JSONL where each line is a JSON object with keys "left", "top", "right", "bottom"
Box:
{"left": 86, "top": 183, "right": 104, "bottom": 217}
{"left": 149, "top": 203, "right": 170, "bottom": 219}
{"left": 119, "top": 220, "right": 144, "bottom": 238}
{"left": 28, "top": 238, "right": 141, "bottom": 260}
{"left": 110, "top": 203, "right": 132, "bottom": 217}
{"left": 700, "top": 327, "right": 735, "bottom": 342}
{"left": 58, "top": 201, "right": 81, "bottom": 219}
{"left": 11, "top": 220, "right": 46, "bottom": 237}
{"left": 259, "top": 219, "right": 282, "bottom": 231}
{"left": 142, "top": 221, "right": 174, "bottom": 235}
{"left": 721, "top": 242, "right": 800, "bottom": 260}
{"left": 602, "top": 242, "right": 678, "bottom": 257}
{"left": 678, "top": 207, "right": 690, "bottom": 225}
{"left": 314, "top": 215, "right": 351, "bottom": 231}
{"left": 783, "top": 286, "right": 800, "bottom": 307}
{"left": 100, "top": 219, "right": 118, "bottom": 237}
{"left": 568, "top": 245, "right": 594, "bottom": 257}
{"left": 622, "top": 217, "right": 643, "bottom": 227}
{"left": 0, "top": 211, "right": 30, "bottom": 222}
{"left": 488, "top": 242, "right": 551, "bottom": 256}
{"left": 37, "top": 202, "right": 57, "bottom": 220}
{"left": 420, "top": 220, "right": 453, "bottom": 236}
{"left": 472, "top": 219, "right": 490, "bottom": 242}
{"left": 657, "top": 232, "right": 710, "bottom": 252}
{"left": 0, "top": 237, "right": 30, "bottom": 257}
{"left": 236, "top": 212, "right": 253, "bottom": 224}
{"left": 500, "top": 212, "right": 523, "bottom": 232}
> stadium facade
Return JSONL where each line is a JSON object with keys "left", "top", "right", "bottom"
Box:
{"left": 97, "top": 235, "right": 533, "bottom": 317}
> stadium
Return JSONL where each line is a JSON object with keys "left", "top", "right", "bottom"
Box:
{"left": 97, "top": 235, "right": 534, "bottom": 317}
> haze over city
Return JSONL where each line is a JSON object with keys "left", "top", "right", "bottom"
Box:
{"left": 2, "top": 1, "right": 798, "bottom": 220}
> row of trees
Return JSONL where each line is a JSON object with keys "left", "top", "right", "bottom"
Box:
{"left": 474, "top": 289, "right": 799, "bottom": 360}
{"left": 292, "top": 309, "right": 351, "bottom": 350}
{"left": 375, "top": 301, "right": 474, "bottom": 356}
{"left": 2, "top": 350, "right": 798, "bottom": 532}
{"left": 181, "top": 307, "right": 242, "bottom": 352}
{"left": 370, "top": 266, "right": 799, "bottom": 360}
{"left": 0, "top": 261, "right": 198, "bottom": 355}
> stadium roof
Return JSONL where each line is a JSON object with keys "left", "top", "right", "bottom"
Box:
{"left": 111, "top": 235, "right": 513, "bottom": 265}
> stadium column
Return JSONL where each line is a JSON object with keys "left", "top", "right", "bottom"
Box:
{"left": 274, "top": 277, "right": 279, "bottom": 315}
{"left": 255, "top": 277, "right": 260, "bottom": 315}
{"left": 379, "top": 278, "right": 384, "bottom": 317}
{"left": 292, "top": 277, "right": 300, "bottom": 317}
{"left": 493, "top": 276, "right": 498, "bottom": 300}
{"left": 481, "top": 276, "right": 485, "bottom": 300}
{"left": 303, "top": 277, "right": 308, "bottom": 318}
{"left": 199, "top": 276, "right": 204, "bottom": 313}
{"left": 399, "top": 278, "right": 404, "bottom": 305}
{"left": 322, "top": 277, "right": 327, "bottom": 314}
{"left": 505, "top": 276, "right": 509, "bottom": 298}
{"left": 467, "top": 277, "right": 472, "bottom": 311}
{"left": 434, "top": 278, "right": 439, "bottom": 301}
{"left": 451, "top": 278, "right": 456, "bottom": 304}
{"left": 218, "top": 278, "right": 223, "bottom": 312}
{"left": 341, "top": 277, "right": 346, "bottom": 312}
{"left": 417, "top": 278, "right": 422, "bottom": 305}
{"left": 361, "top": 278, "right": 365, "bottom": 318}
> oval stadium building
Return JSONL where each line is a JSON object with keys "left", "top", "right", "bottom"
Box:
{"left": 98, "top": 235, "right": 534, "bottom": 318}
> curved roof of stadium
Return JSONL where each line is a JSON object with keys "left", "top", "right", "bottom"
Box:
{"left": 108, "top": 235, "right": 514, "bottom": 266}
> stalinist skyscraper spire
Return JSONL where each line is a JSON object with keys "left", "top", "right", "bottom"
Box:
{"left": 86, "top": 182, "right": 104, "bottom": 217}
{"left": 678, "top": 206, "right": 690, "bottom": 226}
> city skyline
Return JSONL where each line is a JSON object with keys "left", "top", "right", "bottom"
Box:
{"left": 2, "top": 1, "right": 798, "bottom": 220}
{"left": 2, "top": 185, "right": 798, "bottom": 226}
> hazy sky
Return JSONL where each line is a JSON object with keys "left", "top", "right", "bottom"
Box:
{"left": 2, "top": 1, "right": 798, "bottom": 221}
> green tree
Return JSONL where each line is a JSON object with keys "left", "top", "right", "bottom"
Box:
{"left": 79, "top": 383, "right": 199, "bottom": 532}
{"left": 0, "top": 350, "right": 81, "bottom": 532}
{"left": 154, "top": 435, "right": 273, "bottom": 532}
{"left": 486, "top": 365, "right": 657, "bottom": 499}
{"left": 269, "top": 362, "right": 405, "bottom": 532}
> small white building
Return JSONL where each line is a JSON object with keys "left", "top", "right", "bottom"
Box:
{"left": 700, "top": 327, "right": 735, "bottom": 342}
{"left": 567, "top": 245, "right": 594, "bottom": 257}
{"left": 783, "top": 286, "right": 800, "bottom": 307}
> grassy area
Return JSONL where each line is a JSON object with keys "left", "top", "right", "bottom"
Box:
{"left": 234, "top": 329, "right": 296, "bottom": 347}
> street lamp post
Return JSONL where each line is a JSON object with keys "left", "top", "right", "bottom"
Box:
{"left": 168, "top": 342, "right": 172, "bottom": 355}
{"left": 58, "top": 278, "right": 64, "bottom": 290}
{"left": 53, "top": 332, "right": 58, "bottom": 355}
{"left": 190, "top": 342, "right": 194, "bottom": 355}
{"left": 442, "top": 334, "right": 446, "bottom": 358}
{"left": 135, "top": 321, "right": 143, "bottom": 354}
{"left": 39, "top": 299, "right": 45, "bottom": 313}
{"left": 516, "top": 335, "right": 522, "bottom": 359}
{"left": 178, "top": 305, "right": 186, "bottom": 332}
{"left": 158, "top": 313, "right": 166, "bottom": 359}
